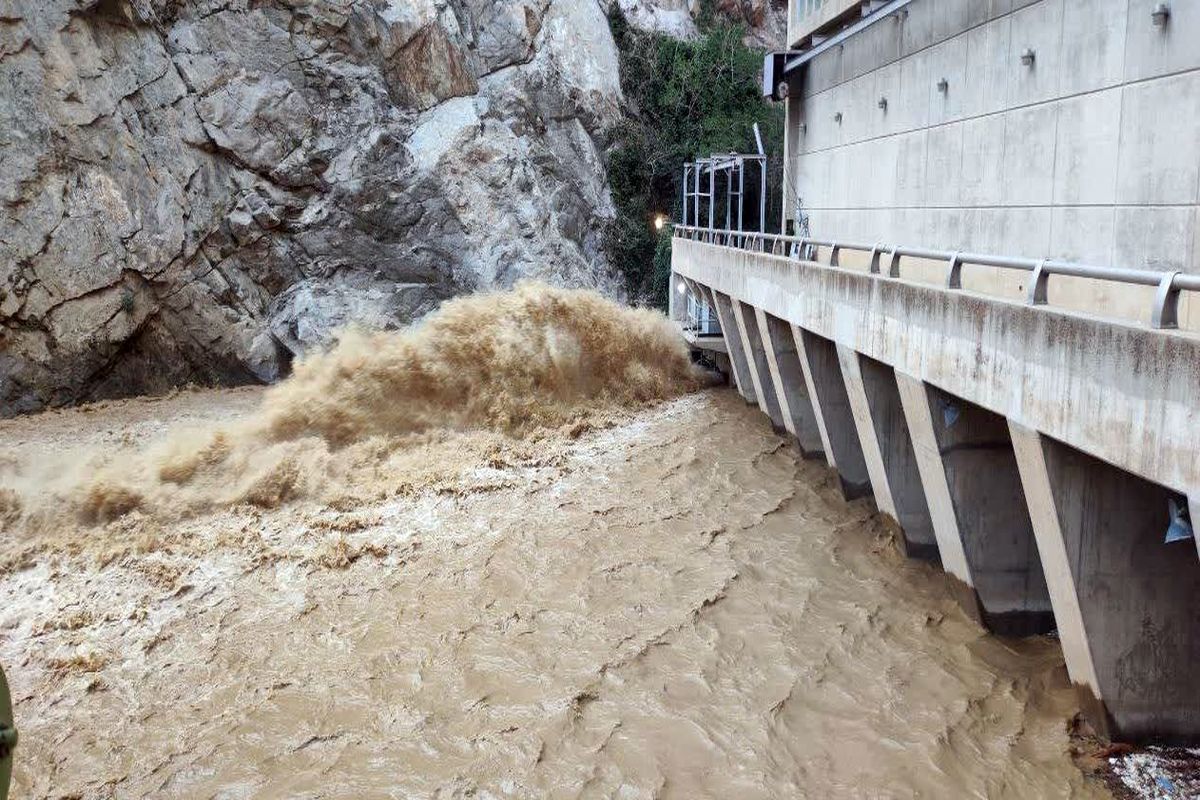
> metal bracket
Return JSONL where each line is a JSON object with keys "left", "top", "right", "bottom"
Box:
{"left": 1152, "top": 270, "right": 1181, "bottom": 329}
{"left": 868, "top": 244, "right": 882, "bottom": 274}
{"left": 945, "top": 251, "right": 963, "bottom": 289}
{"left": 830, "top": 242, "right": 841, "bottom": 267}
{"left": 887, "top": 248, "right": 902, "bottom": 278}
{"left": 1027, "top": 258, "right": 1050, "bottom": 305}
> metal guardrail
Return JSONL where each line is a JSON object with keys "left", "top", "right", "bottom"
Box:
{"left": 673, "top": 225, "right": 1200, "bottom": 330}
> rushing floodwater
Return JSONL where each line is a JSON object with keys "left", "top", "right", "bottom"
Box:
{"left": 0, "top": 387, "right": 1111, "bottom": 798}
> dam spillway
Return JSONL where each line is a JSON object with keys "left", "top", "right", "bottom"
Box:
{"left": 670, "top": 227, "right": 1200, "bottom": 744}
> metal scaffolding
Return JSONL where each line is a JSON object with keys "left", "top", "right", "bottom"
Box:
{"left": 681, "top": 153, "right": 768, "bottom": 235}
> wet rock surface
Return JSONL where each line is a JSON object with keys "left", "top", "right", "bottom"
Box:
{"left": 0, "top": 0, "right": 647, "bottom": 413}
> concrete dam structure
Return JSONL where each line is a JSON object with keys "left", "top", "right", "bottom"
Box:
{"left": 673, "top": 0, "right": 1200, "bottom": 744}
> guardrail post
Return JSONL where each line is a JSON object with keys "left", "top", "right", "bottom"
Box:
{"left": 1027, "top": 259, "right": 1050, "bottom": 305}
{"left": 945, "top": 251, "right": 963, "bottom": 289}
{"left": 1151, "top": 271, "right": 1181, "bottom": 329}
{"left": 868, "top": 244, "right": 882, "bottom": 274}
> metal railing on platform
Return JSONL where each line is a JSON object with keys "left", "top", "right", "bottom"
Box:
{"left": 684, "top": 291, "right": 721, "bottom": 336}
{"left": 673, "top": 224, "right": 1200, "bottom": 331}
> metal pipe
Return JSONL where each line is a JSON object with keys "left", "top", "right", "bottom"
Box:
{"left": 681, "top": 164, "right": 689, "bottom": 227}
{"left": 784, "top": 0, "right": 917, "bottom": 74}
{"left": 708, "top": 167, "right": 714, "bottom": 229}
{"left": 737, "top": 158, "right": 745, "bottom": 233}
{"left": 725, "top": 163, "right": 732, "bottom": 231}
{"left": 759, "top": 158, "right": 766, "bottom": 233}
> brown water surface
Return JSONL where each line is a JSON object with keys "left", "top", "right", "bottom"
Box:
{"left": 0, "top": 387, "right": 1106, "bottom": 798}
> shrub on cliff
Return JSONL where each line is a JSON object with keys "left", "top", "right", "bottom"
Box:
{"left": 606, "top": 7, "right": 785, "bottom": 308}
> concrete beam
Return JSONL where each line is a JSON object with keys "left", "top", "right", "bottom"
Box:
{"left": 896, "top": 372, "right": 973, "bottom": 583}
{"left": 895, "top": 375, "right": 1053, "bottom": 636}
{"left": 1011, "top": 423, "right": 1200, "bottom": 742}
{"left": 706, "top": 289, "right": 756, "bottom": 404}
{"left": 792, "top": 328, "right": 872, "bottom": 499}
{"left": 731, "top": 301, "right": 785, "bottom": 430}
{"left": 668, "top": 271, "right": 682, "bottom": 324}
{"left": 757, "top": 310, "right": 825, "bottom": 458}
{"left": 845, "top": 355, "right": 939, "bottom": 560}
{"left": 791, "top": 324, "right": 838, "bottom": 468}
{"left": 838, "top": 344, "right": 898, "bottom": 518}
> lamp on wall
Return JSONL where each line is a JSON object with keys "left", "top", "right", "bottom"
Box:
{"left": 877, "top": 96, "right": 888, "bottom": 111}
{"left": 1020, "top": 48, "right": 1036, "bottom": 66}
{"left": 937, "top": 77, "right": 949, "bottom": 93}
{"left": 834, "top": 111, "right": 843, "bottom": 124}
{"left": 1152, "top": 3, "right": 1170, "bottom": 26}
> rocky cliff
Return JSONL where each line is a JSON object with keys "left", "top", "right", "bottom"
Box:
{"left": 0, "top": 0, "right": 780, "bottom": 415}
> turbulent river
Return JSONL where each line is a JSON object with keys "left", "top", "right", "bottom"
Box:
{"left": 0, "top": 286, "right": 1121, "bottom": 797}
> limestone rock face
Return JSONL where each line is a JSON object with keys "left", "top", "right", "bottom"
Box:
{"left": 0, "top": 0, "right": 627, "bottom": 413}
{"left": 0, "top": 0, "right": 780, "bottom": 415}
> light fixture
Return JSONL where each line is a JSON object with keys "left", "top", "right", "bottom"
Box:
{"left": 1152, "top": 3, "right": 1170, "bottom": 26}
{"left": 654, "top": 214, "right": 666, "bottom": 231}
{"left": 834, "top": 111, "right": 843, "bottom": 124}
{"left": 676, "top": 281, "right": 687, "bottom": 295}
{"left": 877, "top": 96, "right": 888, "bottom": 111}
{"left": 1020, "top": 48, "right": 1035, "bottom": 66}
{"left": 937, "top": 77, "right": 949, "bottom": 93}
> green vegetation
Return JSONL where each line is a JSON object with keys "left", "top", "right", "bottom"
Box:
{"left": 606, "top": 8, "right": 785, "bottom": 309}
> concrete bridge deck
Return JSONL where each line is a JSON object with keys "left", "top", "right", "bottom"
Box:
{"left": 671, "top": 230, "right": 1200, "bottom": 744}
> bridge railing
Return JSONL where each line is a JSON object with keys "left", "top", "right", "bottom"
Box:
{"left": 673, "top": 224, "right": 1200, "bottom": 331}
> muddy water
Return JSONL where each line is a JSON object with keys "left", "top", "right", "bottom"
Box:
{"left": 0, "top": 387, "right": 1106, "bottom": 798}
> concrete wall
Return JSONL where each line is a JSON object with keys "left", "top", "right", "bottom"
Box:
{"left": 784, "top": 0, "right": 1200, "bottom": 287}
{"left": 790, "top": 0, "right": 861, "bottom": 46}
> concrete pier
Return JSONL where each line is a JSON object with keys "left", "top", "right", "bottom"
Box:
{"left": 793, "top": 329, "right": 871, "bottom": 500}
{"left": 1011, "top": 425, "right": 1200, "bottom": 743}
{"left": 845, "top": 355, "right": 938, "bottom": 561}
{"left": 731, "top": 301, "right": 785, "bottom": 430}
{"left": 756, "top": 310, "right": 825, "bottom": 458}
{"left": 837, "top": 344, "right": 897, "bottom": 518}
{"left": 706, "top": 290, "right": 755, "bottom": 404}
{"left": 901, "top": 383, "right": 1054, "bottom": 636}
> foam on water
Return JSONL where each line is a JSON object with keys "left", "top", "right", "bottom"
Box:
{"left": 2, "top": 283, "right": 704, "bottom": 530}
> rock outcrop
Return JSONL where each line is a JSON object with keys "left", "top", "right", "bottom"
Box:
{"left": 0, "top": 0, "right": 629, "bottom": 413}
{"left": 0, "top": 0, "right": 781, "bottom": 415}
{"left": 611, "top": 0, "right": 786, "bottom": 47}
